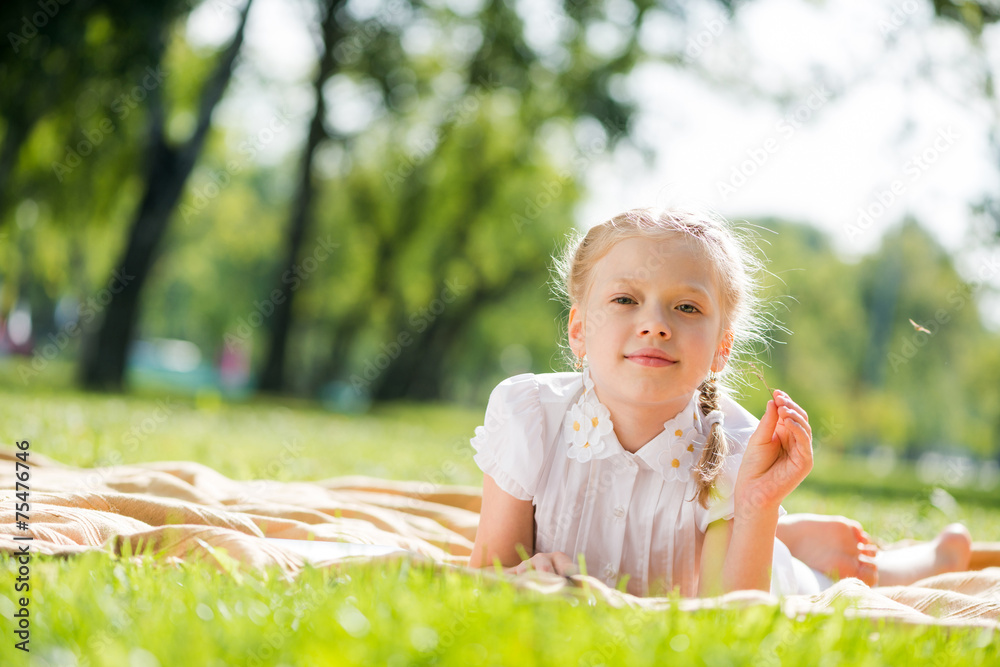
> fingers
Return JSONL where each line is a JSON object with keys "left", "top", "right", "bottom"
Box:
{"left": 775, "top": 392, "right": 810, "bottom": 427}
{"left": 510, "top": 559, "right": 534, "bottom": 575}
{"left": 509, "top": 552, "right": 578, "bottom": 576}
{"left": 772, "top": 390, "right": 812, "bottom": 453}
{"left": 774, "top": 390, "right": 809, "bottom": 423}
{"left": 754, "top": 390, "right": 812, "bottom": 449}
{"left": 749, "top": 399, "right": 778, "bottom": 446}
{"left": 776, "top": 405, "right": 812, "bottom": 439}
{"left": 551, "top": 551, "right": 578, "bottom": 575}
{"left": 777, "top": 408, "right": 811, "bottom": 443}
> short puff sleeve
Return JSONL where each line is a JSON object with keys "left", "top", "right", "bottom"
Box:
{"left": 470, "top": 374, "right": 547, "bottom": 501}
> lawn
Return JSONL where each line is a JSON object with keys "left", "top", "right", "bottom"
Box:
{"left": 1, "top": 361, "right": 997, "bottom": 665}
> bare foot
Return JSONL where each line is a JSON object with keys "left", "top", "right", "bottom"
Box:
{"left": 875, "top": 523, "right": 972, "bottom": 586}
{"left": 776, "top": 513, "right": 879, "bottom": 586}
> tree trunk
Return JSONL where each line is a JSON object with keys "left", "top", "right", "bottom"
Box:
{"left": 370, "top": 271, "right": 536, "bottom": 400}
{"left": 320, "top": 313, "right": 364, "bottom": 389}
{"left": 79, "top": 0, "right": 253, "bottom": 390}
{"left": 0, "top": 120, "right": 32, "bottom": 229}
{"left": 257, "top": 0, "right": 345, "bottom": 393}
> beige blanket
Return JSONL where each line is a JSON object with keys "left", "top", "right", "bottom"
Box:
{"left": 2, "top": 447, "right": 997, "bottom": 629}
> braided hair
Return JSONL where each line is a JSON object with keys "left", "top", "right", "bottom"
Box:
{"left": 695, "top": 375, "right": 725, "bottom": 507}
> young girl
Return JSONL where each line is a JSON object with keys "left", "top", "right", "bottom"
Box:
{"left": 468, "top": 207, "right": 974, "bottom": 598}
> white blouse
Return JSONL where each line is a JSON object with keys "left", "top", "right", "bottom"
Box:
{"left": 471, "top": 371, "right": 816, "bottom": 597}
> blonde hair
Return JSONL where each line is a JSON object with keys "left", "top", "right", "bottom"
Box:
{"left": 553, "top": 207, "right": 770, "bottom": 507}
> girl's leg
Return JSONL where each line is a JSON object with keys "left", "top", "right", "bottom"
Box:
{"left": 969, "top": 543, "right": 1000, "bottom": 570}
{"left": 776, "top": 513, "right": 878, "bottom": 586}
{"left": 778, "top": 515, "right": 981, "bottom": 587}
{"left": 873, "top": 524, "right": 972, "bottom": 587}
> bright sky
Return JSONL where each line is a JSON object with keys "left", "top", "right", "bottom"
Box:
{"left": 580, "top": 0, "right": 998, "bottom": 258}
{"left": 187, "top": 0, "right": 1000, "bottom": 323}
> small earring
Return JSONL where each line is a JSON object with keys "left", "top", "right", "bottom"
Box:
{"left": 574, "top": 353, "right": 587, "bottom": 370}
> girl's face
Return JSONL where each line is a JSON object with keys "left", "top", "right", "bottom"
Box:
{"left": 568, "top": 235, "right": 732, "bottom": 419}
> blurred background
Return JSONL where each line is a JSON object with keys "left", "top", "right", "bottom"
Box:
{"left": 1, "top": 0, "right": 999, "bottom": 486}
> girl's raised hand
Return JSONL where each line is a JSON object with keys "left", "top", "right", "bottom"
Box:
{"left": 506, "top": 551, "right": 578, "bottom": 576}
{"left": 736, "top": 390, "right": 813, "bottom": 515}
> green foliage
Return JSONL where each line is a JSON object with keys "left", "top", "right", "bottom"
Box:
{"left": 0, "top": 0, "right": 225, "bottom": 343}
{"left": 931, "top": 0, "right": 1000, "bottom": 35}
{"left": 299, "top": 88, "right": 579, "bottom": 396}
{"left": 744, "top": 220, "right": 1000, "bottom": 458}
{"left": 2, "top": 1, "right": 999, "bottom": 457}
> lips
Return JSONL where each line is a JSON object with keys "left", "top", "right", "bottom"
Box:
{"left": 625, "top": 348, "right": 677, "bottom": 367}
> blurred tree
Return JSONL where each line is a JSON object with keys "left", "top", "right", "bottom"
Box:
{"left": 927, "top": 0, "right": 1000, "bottom": 239}
{"left": 256, "top": 0, "right": 656, "bottom": 396}
{"left": 310, "top": 95, "right": 580, "bottom": 400}
{"left": 930, "top": 0, "right": 1000, "bottom": 33}
{"left": 0, "top": 1, "right": 176, "bottom": 224}
{"left": 0, "top": 0, "right": 188, "bottom": 342}
{"left": 753, "top": 219, "right": 1000, "bottom": 458}
{"left": 257, "top": 0, "right": 345, "bottom": 392}
{"left": 861, "top": 222, "right": 998, "bottom": 456}
{"left": 78, "top": 0, "right": 254, "bottom": 390}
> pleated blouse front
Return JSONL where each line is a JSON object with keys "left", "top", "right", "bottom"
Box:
{"left": 471, "top": 371, "right": 757, "bottom": 597}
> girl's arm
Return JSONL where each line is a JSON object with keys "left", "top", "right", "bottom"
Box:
{"left": 698, "top": 511, "right": 779, "bottom": 596}
{"left": 701, "top": 390, "right": 813, "bottom": 596}
{"left": 469, "top": 473, "right": 535, "bottom": 569}
{"left": 698, "top": 519, "right": 732, "bottom": 596}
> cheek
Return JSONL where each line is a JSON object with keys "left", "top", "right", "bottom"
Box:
{"left": 585, "top": 308, "right": 611, "bottom": 334}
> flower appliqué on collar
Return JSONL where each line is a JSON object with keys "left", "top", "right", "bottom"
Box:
{"left": 563, "top": 370, "right": 725, "bottom": 481}
{"left": 657, "top": 423, "right": 699, "bottom": 484}
{"left": 564, "top": 369, "right": 615, "bottom": 462}
{"left": 656, "top": 401, "right": 725, "bottom": 484}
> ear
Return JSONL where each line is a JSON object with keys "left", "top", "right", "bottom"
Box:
{"left": 711, "top": 330, "right": 734, "bottom": 373}
{"left": 568, "top": 304, "right": 586, "bottom": 359}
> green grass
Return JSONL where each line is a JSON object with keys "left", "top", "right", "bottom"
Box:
{"left": 3, "top": 553, "right": 997, "bottom": 667}
{"left": 1, "top": 360, "right": 998, "bottom": 665}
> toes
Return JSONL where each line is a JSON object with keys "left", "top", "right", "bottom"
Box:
{"left": 936, "top": 523, "right": 972, "bottom": 570}
{"left": 831, "top": 555, "right": 861, "bottom": 580}
{"left": 857, "top": 556, "right": 879, "bottom": 587}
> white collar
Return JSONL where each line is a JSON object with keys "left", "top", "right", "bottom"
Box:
{"left": 563, "top": 369, "right": 724, "bottom": 484}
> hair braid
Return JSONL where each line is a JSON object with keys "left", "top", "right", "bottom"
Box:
{"left": 694, "top": 375, "right": 728, "bottom": 508}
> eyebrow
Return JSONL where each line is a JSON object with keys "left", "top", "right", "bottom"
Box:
{"left": 608, "top": 278, "right": 641, "bottom": 288}
{"left": 607, "top": 277, "right": 712, "bottom": 299}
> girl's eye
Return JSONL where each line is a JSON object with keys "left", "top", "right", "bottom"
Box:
{"left": 677, "top": 304, "right": 700, "bottom": 314}
{"left": 613, "top": 296, "right": 636, "bottom": 305}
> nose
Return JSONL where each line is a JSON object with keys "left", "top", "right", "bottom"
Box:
{"left": 638, "top": 304, "right": 670, "bottom": 339}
